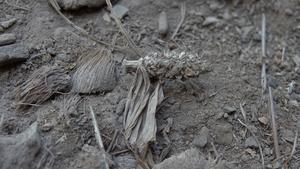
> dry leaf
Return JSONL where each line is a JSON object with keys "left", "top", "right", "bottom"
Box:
{"left": 123, "top": 66, "right": 164, "bottom": 157}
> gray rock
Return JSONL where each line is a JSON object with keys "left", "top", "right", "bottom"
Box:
{"left": 223, "top": 106, "right": 236, "bottom": 114}
{"left": 153, "top": 148, "right": 209, "bottom": 169}
{"left": 214, "top": 121, "right": 233, "bottom": 145}
{"left": 114, "top": 154, "right": 136, "bottom": 169}
{"left": 111, "top": 5, "right": 129, "bottom": 19}
{"left": 0, "top": 33, "right": 16, "bottom": 46}
{"left": 284, "top": 8, "right": 293, "bottom": 16}
{"left": 0, "top": 122, "right": 41, "bottom": 169}
{"left": 245, "top": 136, "right": 258, "bottom": 148}
{"left": 68, "top": 144, "right": 114, "bottom": 169}
{"left": 158, "top": 11, "right": 168, "bottom": 36}
{"left": 103, "top": 12, "right": 112, "bottom": 22}
{"left": 153, "top": 148, "right": 231, "bottom": 169}
{"left": 0, "top": 44, "right": 29, "bottom": 67}
{"left": 241, "top": 26, "right": 253, "bottom": 43}
{"left": 192, "top": 126, "right": 209, "bottom": 148}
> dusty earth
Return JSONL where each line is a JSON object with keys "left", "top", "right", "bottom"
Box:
{"left": 0, "top": 0, "right": 300, "bottom": 168}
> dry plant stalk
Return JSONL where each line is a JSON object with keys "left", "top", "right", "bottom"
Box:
{"left": 123, "top": 50, "right": 210, "bottom": 80}
{"left": 123, "top": 67, "right": 164, "bottom": 161}
{"left": 105, "top": 0, "right": 143, "bottom": 57}
{"left": 268, "top": 87, "right": 280, "bottom": 159}
{"left": 89, "top": 106, "right": 110, "bottom": 169}
{"left": 0, "top": 113, "right": 3, "bottom": 130}
{"left": 238, "top": 119, "right": 265, "bottom": 169}
{"left": 15, "top": 65, "right": 70, "bottom": 110}
{"left": 261, "top": 14, "right": 267, "bottom": 94}
{"left": 71, "top": 48, "right": 117, "bottom": 93}
{"left": 48, "top": 0, "right": 112, "bottom": 47}
{"left": 171, "top": 2, "right": 186, "bottom": 40}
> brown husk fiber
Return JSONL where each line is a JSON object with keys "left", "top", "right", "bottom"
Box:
{"left": 14, "top": 65, "right": 70, "bottom": 110}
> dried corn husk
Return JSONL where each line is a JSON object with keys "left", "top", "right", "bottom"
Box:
{"left": 71, "top": 48, "right": 117, "bottom": 93}
{"left": 123, "top": 50, "right": 211, "bottom": 79}
{"left": 123, "top": 67, "right": 164, "bottom": 157}
{"left": 15, "top": 65, "right": 70, "bottom": 110}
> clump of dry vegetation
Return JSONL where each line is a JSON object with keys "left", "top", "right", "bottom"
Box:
{"left": 14, "top": 65, "right": 70, "bottom": 110}
{"left": 123, "top": 50, "right": 211, "bottom": 80}
{"left": 71, "top": 48, "right": 117, "bottom": 94}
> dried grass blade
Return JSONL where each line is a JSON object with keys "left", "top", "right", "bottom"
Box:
{"left": 137, "top": 83, "right": 164, "bottom": 155}
{"left": 268, "top": 87, "right": 280, "bottom": 159}
{"left": 89, "top": 106, "right": 110, "bottom": 169}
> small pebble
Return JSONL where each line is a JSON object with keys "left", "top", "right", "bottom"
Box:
{"left": 202, "top": 16, "right": 219, "bottom": 26}
{"left": 223, "top": 106, "right": 236, "bottom": 114}
{"left": 0, "top": 33, "right": 16, "bottom": 46}
{"left": 111, "top": 5, "right": 129, "bottom": 19}
{"left": 214, "top": 121, "right": 233, "bottom": 145}
{"left": 103, "top": 13, "right": 111, "bottom": 22}
{"left": 289, "top": 100, "right": 299, "bottom": 107}
{"left": 258, "top": 116, "right": 268, "bottom": 125}
{"left": 41, "top": 123, "right": 54, "bottom": 132}
{"left": 158, "top": 11, "right": 168, "bottom": 36}
{"left": 245, "top": 136, "right": 258, "bottom": 148}
{"left": 192, "top": 126, "right": 209, "bottom": 148}
{"left": 284, "top": 8, "right": 293, "bottom": 16}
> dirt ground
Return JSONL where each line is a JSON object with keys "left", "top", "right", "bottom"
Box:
{"left": 0, "top": 0, "right": 300, "bottom": 168}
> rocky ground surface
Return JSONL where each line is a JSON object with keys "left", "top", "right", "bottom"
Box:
{"left": 0, "top": 0, "right": 300, "bottom": 169}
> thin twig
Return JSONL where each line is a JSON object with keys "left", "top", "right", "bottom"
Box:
{"left": 239, "top": 103, "right": 247, "bottom": 122}
{"left": 282, "top": 130, "right": 298, "bottom": 169}
{"left": 281, "top": 47, "right": 286, "bottom": 62}
{"left": 105, "top": 0, "right": 143, "bottom": 57}
{"left": 48, "top": 0, "right": 112, "bottom": 46}
{"left": 107, "top": 130, "right": 118, "bottom": 152}
{"left": 171, "top": 2, "right": 186, "bottom": 39}
{"left": 238, "top": 119, "right": 265, "bottom": 169}
{"left": 89, "top": 106, "right": 110, "bottom": 169}
{"left": 15, "top": 102, "right": 42, "bottom": 107}
{"left": 48, "top": 0, "right": 134, "bottom": 55}
{"left": 211, "top": 142, "right": 220, "bottom": 161}
{"left": 261, "top": 13, "right": 266, "bottom": 58}
{"left": 268, "top": 87, "right": 280, "bottom": 159}
{"left": 261, "top": 63, "right": 267, "bottom": 94}
{"left": 111, "top": 149, "right": 130, "bottom": 155}
{"left": 260, "top": 13, "right": 267, "bottom": 94}
{"left": 289, "top": 130, "right": 298, "bottom": 160}
{"left": 0, "top": 113, "right": 4, "bottom": 130}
